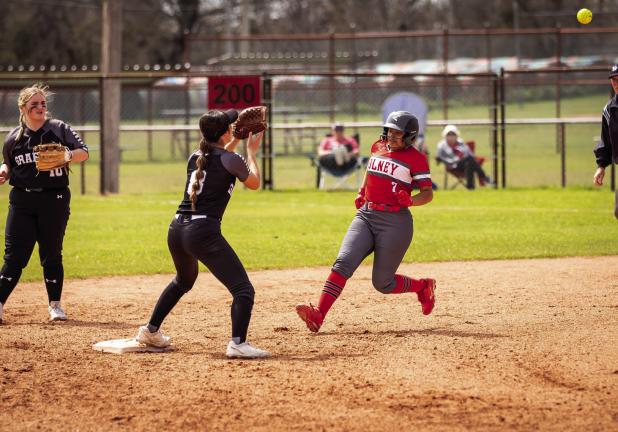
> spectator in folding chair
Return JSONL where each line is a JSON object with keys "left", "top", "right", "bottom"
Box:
{"left": 314, "top": 123, "right": 364, "bottom": 189}
{"left": 317, "top": 123, "right": 360, "bottom": 175}
{"left": 436, "top": 125, "right": 491, "bottom": 190}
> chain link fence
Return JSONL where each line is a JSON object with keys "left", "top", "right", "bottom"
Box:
{"left": 0, "top": 65, "right": 612, "bottom": 192}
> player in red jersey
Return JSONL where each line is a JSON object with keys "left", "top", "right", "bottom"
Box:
{"left": 296, "top": 111, "right": 436, "bottom": 333}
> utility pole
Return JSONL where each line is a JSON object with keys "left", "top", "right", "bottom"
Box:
{"left": 240, "top": 0, "right": 250, "bottom": 54}
{"left": 100, "top": 0, "right": 122, "bottom": 193}
{"left": 512, "top": 0, "right": 521, "bottom": 68}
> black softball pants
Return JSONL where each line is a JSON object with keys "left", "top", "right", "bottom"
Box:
{"left": 0, "top": 187, "right": 70, "bottom": 305}
{"left": 148, "top": 215, "right": 255, "bottom": 343}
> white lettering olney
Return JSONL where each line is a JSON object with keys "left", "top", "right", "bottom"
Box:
{"left": 367, "top": 156, "right": 412, "bottom": 184}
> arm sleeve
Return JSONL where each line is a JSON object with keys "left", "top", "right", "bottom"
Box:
{"left": 61, "top": 122, "right": 88, "bottom": 152}
{"left": 410, "top": 154, "right": 432, "bottom": 188}
{"left": 3, "top": 133, "right": 14, "bottom": 168}
{"left": 221, "top": 152, "right": 250, "bottom": 182}
{"left": 319, "top": 137, "right": 331, "bottom": 152}
{"left": 594, "top": 108, "right": 612, "bottom": 168}
{"left": 436, "top": 142, "right": 457, "bottom": 165}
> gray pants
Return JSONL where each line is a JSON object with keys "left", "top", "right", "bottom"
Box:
{"left": 332, "top": 207, "right": 413, "bottom": 293}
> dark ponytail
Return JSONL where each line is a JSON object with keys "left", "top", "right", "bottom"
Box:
{"left": 189, "top": 138, "right": 214, "bottom": 211}
{"left": 189, "top": 109, "right": 235, "bottom": 210}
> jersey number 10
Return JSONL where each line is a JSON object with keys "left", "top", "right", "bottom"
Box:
{"left": 49, "top": 168, "right": 64, "bottom": 177}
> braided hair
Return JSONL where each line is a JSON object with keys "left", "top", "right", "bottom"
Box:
{"left": 189, "top": 110, "right": 233, "bottom": 211}
{"left": 16, "top": 82, "right": 53, "bottom": 141}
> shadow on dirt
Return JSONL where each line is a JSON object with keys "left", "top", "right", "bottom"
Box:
{"left": 324, "top": 327, "right": 506, "bottom": 339}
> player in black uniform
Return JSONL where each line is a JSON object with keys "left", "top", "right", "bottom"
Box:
{"left": 593, "top": 64, "right": 618, "bottom": 219}
{"left": 0, "top": 83, "right": 89, "bottom": 324}
{"left": 136, "top": 109, "right": 269, "bottom": 358}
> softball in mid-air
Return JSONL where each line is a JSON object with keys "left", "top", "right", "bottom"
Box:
{"left": 577, "top": 8, "right": 592, "bottom": 24}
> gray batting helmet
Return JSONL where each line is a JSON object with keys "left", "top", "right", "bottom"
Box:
{"left": 382, "top": 111, "right": 419, "bottom": 148}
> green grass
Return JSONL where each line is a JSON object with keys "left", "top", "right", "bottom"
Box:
{"left": 2, "top": 188, "right": 616, "bottom": 282}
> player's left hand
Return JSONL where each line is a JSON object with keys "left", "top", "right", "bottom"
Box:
{"left": 396, "top": 189, "right": 413, "bottom": 207}
{"left": 354, "top": 187, "right": 366, "bottom": 209}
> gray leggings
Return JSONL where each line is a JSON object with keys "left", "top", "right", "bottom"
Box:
{"left": 332, "top": 207, "right": 413, "bottom": 293}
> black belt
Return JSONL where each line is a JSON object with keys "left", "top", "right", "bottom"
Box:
{"left": 17, "top": 187, "right": 66, "bottom": 193}
{"left": 175, "top": 213, "right": 221, "bottom": 222}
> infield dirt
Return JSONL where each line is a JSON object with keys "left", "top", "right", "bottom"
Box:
{"left": 1, "top": 256, "right": 617, "bottom": 431}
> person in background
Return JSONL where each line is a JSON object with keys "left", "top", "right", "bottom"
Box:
{"left": 593, "top": 63, "right": 618, "bottom": 220}
{"left": 436, "top": 124, "right": 490, "bottom": 190}
{"left": 317, "top": 123, "right": 360, "bottom": 175}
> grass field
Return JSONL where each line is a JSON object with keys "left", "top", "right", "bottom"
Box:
{"left": 1, "top": 187, "right": 615, "bottom": 282}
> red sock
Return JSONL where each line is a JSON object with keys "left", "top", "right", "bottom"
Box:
{"left": 390, "top": 274, "right": 424, "bottom": 294}
{"left": 317, "top": 271, "right": 348, "bottom": 316}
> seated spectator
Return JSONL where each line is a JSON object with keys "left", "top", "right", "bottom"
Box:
{"left": 318, "top": 123, "right": 360, "bottom": 175}
{"left": 436, "top": 125, "right": 491, "bottom": 190}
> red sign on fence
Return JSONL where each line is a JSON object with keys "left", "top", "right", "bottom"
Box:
{"left": 207, "top": 75, "right": 261, "bottom": 110}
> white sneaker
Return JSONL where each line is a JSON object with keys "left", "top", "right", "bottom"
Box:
{"left": 48, "top": 301, "right": 67, "bottom": 321}
{"left": 226, "top": 340, "right": 270, "bottom": 359}
{"left": 136, "top": 325, "right": 171, "bottom": 348}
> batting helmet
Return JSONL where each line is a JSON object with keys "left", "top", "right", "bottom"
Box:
{"left": 382, "top": 111, "right": 419, "bottom": 148}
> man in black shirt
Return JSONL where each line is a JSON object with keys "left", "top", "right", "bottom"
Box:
{"left": 593, "top": 64, "right": 618, "bottom": 219}
{"left": 136, "top": 109, "right": 269, "bottom": 358}
{"left": 0, "top": 83, "right": 89, "bottom": 323}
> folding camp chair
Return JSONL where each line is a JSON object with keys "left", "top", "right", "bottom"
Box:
{"left": 309, "top": 133, "right": 368, "bottom": 190}
{"left": 435, "top": 140, "right": 486, "bottom": 189}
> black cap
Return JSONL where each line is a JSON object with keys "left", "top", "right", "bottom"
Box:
{"left": 199, "top": 109, "right": 238, "bottom": 142}
{"left": 609, "top": 64, "right": 618, "bottom": 79}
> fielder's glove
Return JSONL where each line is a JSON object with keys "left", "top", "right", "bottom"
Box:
{"left": 233, "top": 106, "right": 268, "bottom": 139}
{"left": 355, "top": 187, "right": 366, "bottom": 209}
{"left": 33, "top": 143, "right": 72, "bottom": 171}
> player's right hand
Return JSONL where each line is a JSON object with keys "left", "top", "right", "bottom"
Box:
{"left": 354, "top": 187, "right": 366, "bottom": 209}
{"left": 0, "top": 168, "right": 8, "bottom": 185}
{"left": 593, "top": 167, "right": 605, "bottom": 186}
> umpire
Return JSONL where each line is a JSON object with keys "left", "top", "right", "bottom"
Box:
{"left": 0, "top": 83, "right": 89, "bottom": 323}
{"left": 593, "top": 64, "right": 618, "bottom": 219}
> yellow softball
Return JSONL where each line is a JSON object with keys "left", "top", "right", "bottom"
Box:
{"left": 577, "top": 8, "right": 592, "bottom": 24}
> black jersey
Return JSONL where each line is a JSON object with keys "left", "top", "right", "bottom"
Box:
{"left": 177, "top": 147, "right": 250, "bottom": 219}
{"left": 2, "top": 119, "right": 88, "bottom": 190}
{"left": 595, "top": 93, "right": 618, "bottom": 167}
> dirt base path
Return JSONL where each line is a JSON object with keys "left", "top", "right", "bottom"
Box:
{"left": 1, "top": 256, "right": 617, "bottom": 431}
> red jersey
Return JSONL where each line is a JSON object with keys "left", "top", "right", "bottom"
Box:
{"left": 365, "top": 140, "right": 432, "bottom": 206}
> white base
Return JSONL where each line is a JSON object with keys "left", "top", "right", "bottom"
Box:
{"left": 92, "top": 338, "right": 173, "bottom": 354}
